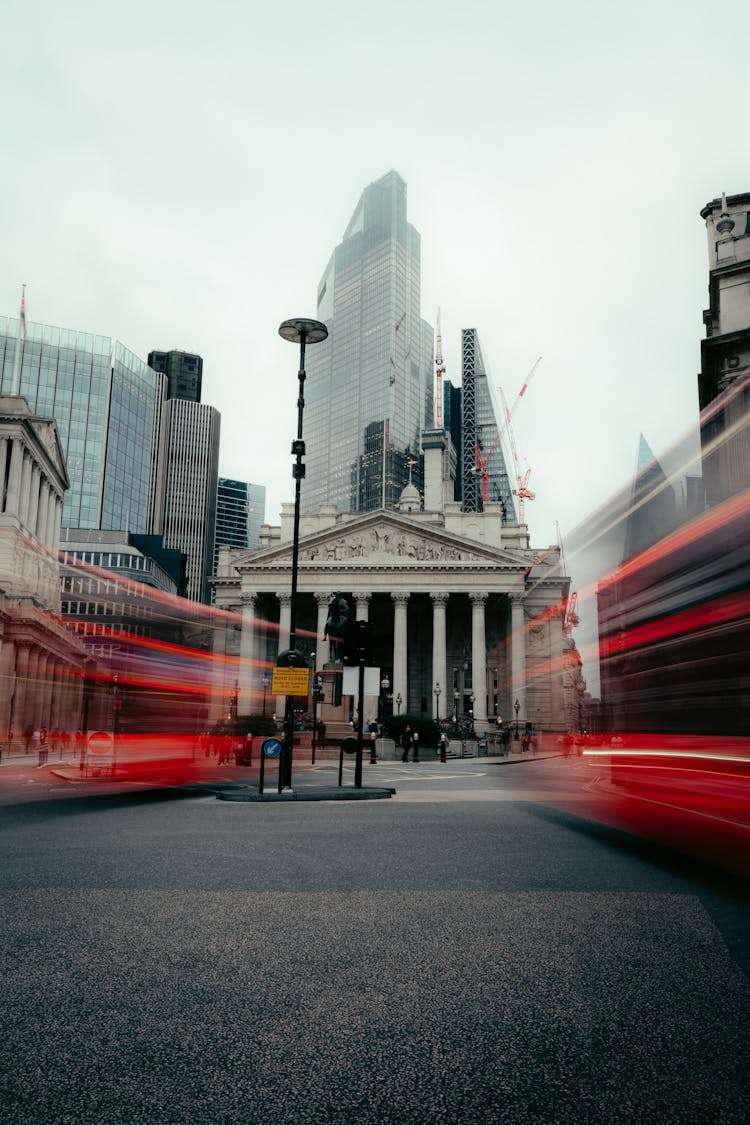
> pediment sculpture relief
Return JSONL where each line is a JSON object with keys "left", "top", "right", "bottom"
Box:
{"left": 300, "top": 528, "right": 471, "bottom": 563}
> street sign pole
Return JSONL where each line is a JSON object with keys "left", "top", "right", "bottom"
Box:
{"left": 354, "top": 657, "right": 365, "bottom": 788}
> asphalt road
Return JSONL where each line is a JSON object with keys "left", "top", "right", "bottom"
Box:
{"left": 1, "top": 756, "right": 749, "bottom": 1124}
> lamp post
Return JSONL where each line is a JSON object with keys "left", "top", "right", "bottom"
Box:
{"left": 434, "top": 682, "right": 441, "bottom": 721}
{"left": 396, "top": 693, "right": 402, "bottom": 716}
{"left": 453, "top": 690, "right": 459, "bottom": 725}
{"left": 262, "top": 672, "right": 269, "bottom": 717}
{"left": 514, "top": 698, "right": 520, "bottom": 738}
{"left": 277, "top": 317, "right": 328, "bottom": 790}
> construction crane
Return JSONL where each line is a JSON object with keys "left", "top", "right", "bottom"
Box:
{"left": 498, "top": 384, "right": 535, "bottom": 523}
{"left": 473, "top": 357, "right": 542, "bottom": 512}
{"left": 434, "top": 308, "right": 445, "bottom": 428}
{"left": 554, "top": 520, "right": 579, "bottom": 634}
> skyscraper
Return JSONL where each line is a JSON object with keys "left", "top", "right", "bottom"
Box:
{"left": 461, "top": 328, "right": 516, "bottom": 522}
{"left": 161, "top": 396, "right": 220, "bottom": 604}
{"left": 148, "top": 349, "right": 203, "bottom": 403}
{"left": 304, "top": 171, "right": 434, "bottom": 513}
{"left": 0, "top": 315, "right": 165, "bottom": 533}
{"left": 213, "top": 478, "right": 267, "bottom": 576}
{"left": 148, "top": 347, "right": 221, "bottom": 604}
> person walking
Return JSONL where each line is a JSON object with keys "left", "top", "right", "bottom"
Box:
{"left": 400, "top": 724, "right": 412, "bottom": 763}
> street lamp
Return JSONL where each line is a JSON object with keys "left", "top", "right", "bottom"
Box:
{"left": 514, "top": 698, "right": 520, "bottom": 738}
{"left": 434, "top": 682, "right": 441, "bottom": 721}
{"left": 396, "top": 693, "right": 402, "bottom": 715}
{"left": 453, "top": 690, "right": 459, "bottom": 724}
{"left": 277, "top": 317, "right": 328, "bottom": 790}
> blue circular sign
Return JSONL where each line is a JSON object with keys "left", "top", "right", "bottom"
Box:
{"left": 262, "top": 737, "right": 283, "bottom": 759}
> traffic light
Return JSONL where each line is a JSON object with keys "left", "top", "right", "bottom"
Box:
{"left": 343, "top": 619, "right": 371, "bottom": 665}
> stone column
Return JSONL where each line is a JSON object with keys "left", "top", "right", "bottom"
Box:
{"left": 27, "top": 465, "right": 41, "bottom": 540}
{"left": 9, "top": 643, "right": 30, "bottom": 739}
{"left": 275, "top": 593, "right": 292, "bottom": 716}
{"left": 510, "top": 593, "right": 526, "bottom": 730}
{"left": 0, "top": 634, "right": 16, "bottom": 743}
{"left": 36, "top": 483, "right": 50, "bottom": 546}
{"left": 470, "top": 592, "right": 488, "bottom": 727}
{"left": 431, "top": 593, "right": 448, "bottom": 720}
{"left": 315, "top": 593, "right": 331, "bottom": 666}
{"left": 38, "top": 653, "right": 54, "bottom": 731}
{"left": 238, "top": 594, "right": 257, "bottom": 715}
{"left": 19, "top": 449, "right": 32, "bottom": 529}
{"left": 46, "top": 493, "right": 60, "bottom": 551}
{"left": 353, "top": 592, "right": 371, "bottom": 622}
{"left": 392, "top": 593, "right": 409, "bottom": 715}
{"left": 4, "top": 439, "right": 24, "bottom": 518}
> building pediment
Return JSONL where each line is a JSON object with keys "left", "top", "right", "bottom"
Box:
{"left": 233, "top": 512, "right": 530, "bottom": 572}
{"left": 28, "top": 418, "right": 69, "bottom": 489}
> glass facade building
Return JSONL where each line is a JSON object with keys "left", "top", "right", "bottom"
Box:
{"left": 161, "top": 398, "right": 220, "bottom": 604}
{"left": 0, "top": 316, "right": 165, "bottom": 533}
{"left": 303, "top": 171, "right": 434, "bottom": 513}
{"left": 461, "top": 328, "right": 516, "bottom": 522}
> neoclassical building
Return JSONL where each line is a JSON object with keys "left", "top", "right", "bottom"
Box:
{"left": 213, "top": 432, "right": 572, "bottom": 735}
{"left": 0, "top": 396, "right": 87, "bottom": 742}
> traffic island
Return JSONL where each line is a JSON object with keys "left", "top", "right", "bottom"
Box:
{"left": 216, "top": 784, "right": 395, "bottom": 803}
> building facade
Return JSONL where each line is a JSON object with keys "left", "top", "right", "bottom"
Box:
{"left": 0, "top": 317, "right": 166, "bottom": 534}
{"left": 698, "top": 191, "right": 750, "bottom": 509}
{"left": 303, "top": 171, "right": 434, "bottom": 514}
{"left": 148, "top": 349, "right": 203, "bottom": 403}
{"left": 461, "top": 328, "right": 516, "bottom": 520}
{"left": 213, "top": 436, "right": 570, "bottom": 735}
{"left": 161, "top": 398, "right": 220, "bottom": 604}
{"left": 0, "top": 396, "right": 87, "bottom": 743}
{"left": 214, "top": 478, "right": 267, "bottom": 573}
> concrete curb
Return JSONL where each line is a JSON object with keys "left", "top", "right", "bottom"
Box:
{"left": 216, "top": 786, "right": 396, "bottom": 802}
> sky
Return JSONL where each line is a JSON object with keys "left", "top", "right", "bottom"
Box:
{"left": 2, "top": 0, "right": 747, "bottom": 584}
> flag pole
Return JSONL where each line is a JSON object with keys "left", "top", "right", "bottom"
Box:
{"left": 10, "top": 284, "right": 27, "bottom": 396}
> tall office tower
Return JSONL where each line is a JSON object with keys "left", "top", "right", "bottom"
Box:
{"left": 148, "top": 349, "right": 203, "bottom": 403}
{"left": 0, "top": 316, "right": 166, "bottom": 533}
{"left": 461, "top": 328, "right": 516, "bottom": 522}
{"left": 443, "top": 379, "right": 462, "bottom": 501}
{"left": 698, "top": 191, "right": 750, "bottom": 507}
{"left": 161, "top": 398, "right": 220, "bottom": 604}
{"left": 304, "top": 170, "right": 434, "bottom": 513}
{"left": 213, "top": 478, "right": 266, "bottom": 571}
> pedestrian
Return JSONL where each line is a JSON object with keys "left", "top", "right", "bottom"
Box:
{"left": 412, "top": 730, "right": 420, "bottom": 764}
{"left": 400, "top": 724, "right": 412, "bottom": 762}
{"left": 439, "top": 731, "right": 448, "bottom": 763}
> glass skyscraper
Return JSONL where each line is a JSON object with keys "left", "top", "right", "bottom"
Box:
{"left": 303, "top": 170, "right": 434, "bottom": 513}
{"left": 0, "top": 316, "right": 165, "bottom": 533}
{"left": 461, "top": 327, "right": 516, "bottom": 522}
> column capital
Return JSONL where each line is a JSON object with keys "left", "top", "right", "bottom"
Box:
{"left": 315, "top": 590, "right": 333, "bottom": 606}
{"left": 278, "top": 593, "right": 293, "bottom": 609}
{"left": 354, "top": 592, "right": 372, "bottom": 605}
{"left": 430, "top": 592, "right": 449, "bottom": 607}
{"left": 510, "top": 591, "right": 526, "bottom": 608}
{"left": 240, "top": 593, "right": 257, "bottom": 608}
{"left": 469, "top": 591, "right": 488, "bottom": 605}
{"left": 391, "top": 592, "right": 410, "bottom": 607}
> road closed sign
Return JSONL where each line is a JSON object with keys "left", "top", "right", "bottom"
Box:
{"left": 88, "top": 731, "right": 114, "bottom": 756}
{"left": 271, "top": 667, "right": 310, "bottom": 696}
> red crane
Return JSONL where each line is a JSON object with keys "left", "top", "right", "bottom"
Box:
{"left": 473, "top": 357, "right": 541, "bottom": 513}
{"left": 435, "top": 308, "right": 445, "bottom": 428}
{"left": 498, "top": 384, "right": 535, "bottom": 523}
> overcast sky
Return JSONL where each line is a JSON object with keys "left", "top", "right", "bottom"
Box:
{"left": 2, "top": 0, "right": 747, "bottom": 582}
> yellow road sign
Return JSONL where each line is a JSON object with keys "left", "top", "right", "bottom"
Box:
{"left": 271, "top": 667, "right": 310, "bottom": 696}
